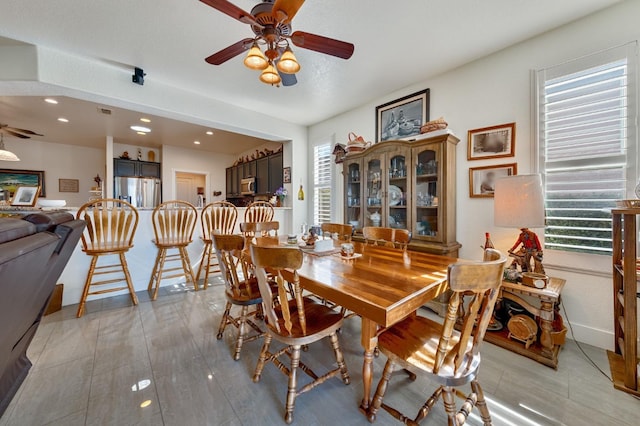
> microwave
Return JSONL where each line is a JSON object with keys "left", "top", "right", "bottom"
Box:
{"left": 240, "top": 177, "right": 256, "bottom": 195}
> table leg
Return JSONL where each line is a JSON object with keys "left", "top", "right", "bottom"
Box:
{"left": 539, "top": 301, "right": 554, "bottom": 358}
{"left": 359, "top": 318, "right": 378, "bottom": 415}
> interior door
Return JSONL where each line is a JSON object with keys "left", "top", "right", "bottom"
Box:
{"left": 176, "top": 177, "right": 196, "bottom": 205}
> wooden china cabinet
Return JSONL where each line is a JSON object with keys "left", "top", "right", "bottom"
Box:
{"left": 343, "top": 132, "right": 461, "bottom": 256}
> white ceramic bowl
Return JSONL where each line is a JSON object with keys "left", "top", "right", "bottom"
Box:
{"left": 38, "top": 199, "right": 67, "bottom": 208}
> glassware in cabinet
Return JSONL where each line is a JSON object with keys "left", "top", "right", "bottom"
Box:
{"left": 413, "top": 145, "right": 441, "bottom": 240}
{"left": 345, "top": 160, "right": 363, "bottom": 232}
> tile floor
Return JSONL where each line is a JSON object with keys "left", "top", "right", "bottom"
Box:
{"left": 1, "top": 279, "right": 638, "bottom": 426}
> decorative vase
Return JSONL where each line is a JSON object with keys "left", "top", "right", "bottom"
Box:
{"left": 276, "top": 197, "right": 282, "bottom": 207}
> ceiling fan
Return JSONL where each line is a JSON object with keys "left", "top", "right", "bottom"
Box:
{"left": 0, "top": 123, "right": 43, "bottom": 139}
{"left": 200, "top": 0, "right": 355, "bottom": 86}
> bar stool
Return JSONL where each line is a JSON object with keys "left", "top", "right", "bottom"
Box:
{"left": 244, "top": 201, "right": 274, "bottom": 223}
{"left": 196, "top": 201, "right": 238, "bottom": 289}
{"left": 75, "top": 199, "right": 139, "bottom": 318}
{"left": 148, "top": 200, "right": 198, "bottom": 300}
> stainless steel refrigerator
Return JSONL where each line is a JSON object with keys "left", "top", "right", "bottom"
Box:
{"left": 114, "top": 177, "right": 161, "bottom": 208}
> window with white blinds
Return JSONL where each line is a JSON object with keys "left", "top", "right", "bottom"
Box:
{"left": 537, "top": 42, "right": 637, "bottom": 255}
{"left": 313, "top": 143, "right": 332, "bottom": 224}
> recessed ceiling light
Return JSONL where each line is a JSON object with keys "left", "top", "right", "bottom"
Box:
{"left": 130, "top": 125, "right": 151, "bottom": 133}
{"left": 44, "top": 98, "right": 58, "bottom": 104}
{"left": 140, "top": 118, "right": 151, "bottom": 123}
{"left": 137, "top": 131, "right": 147, "bottom": 135}
{"left": 206, "top": 131, "right": 213, "bottom": 135}
{"left": 57, "top": 117, "right": 69, "bottom": 123}
{"left": 193, "top": 141, "right": 201, "bottom": 145}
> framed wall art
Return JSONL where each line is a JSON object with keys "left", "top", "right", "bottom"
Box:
{"left": 469, "top": 163, "right": 518, "bottom": 198}
{"left": 283, "top": 167, "right": 291, "bottom": 184}
{"left": 376, "top": 89, "right": 430, "bottom": 142}
{"left": 0, "top": 169, "right": 46, "bottom": 197}
{"left": 467, "top": 122, "right": 516, "bottom": 160}
{"left": 11, "top": 185, "right": 41, "bottom": 207}
{"left": 58, "top": 178, "right": 79, "bottom": 193}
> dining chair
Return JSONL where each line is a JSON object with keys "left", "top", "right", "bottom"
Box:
{"left": 250, "top": 244, "right": 351, "bottom": 424}
{"left": 320, "top": 223, "right": 353, "bottom": 242}
{"left": 213, "top": 233, "right": 265, "bottom": 361}
{"left": 244, "top": 201, "right": 275, "bottom": 223}
{"left": 240, "top": 221, "right": 279, "bottom": 239}
{"left": 368, "top": 249, "right": 507, "bottom": 425}
{"left": 363, "top": 226, "right": 411, "bottom": 250}
{"left": 148, "top": 200, "right": 198, "bottom": 300}
{"left": 75, "top": 199, "right": 139, "bottom": 318}
{"left": 196, "top": 201, "right": 238, "bottom": 289}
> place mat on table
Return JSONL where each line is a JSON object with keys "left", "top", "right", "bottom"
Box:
{"left": 303, "top": 247, "right": 341, "bottom": 257}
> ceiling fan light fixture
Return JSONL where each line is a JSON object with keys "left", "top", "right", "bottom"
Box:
{"left": 244, "top": 44, "right": 268, "bottom": 70}
{"left": 259, "top": 63, "right": 282, "bottom": 86}
{"left": 277, "top": 47, "right": 300, "bottom": 74}
{"left": 0, "top": 135, "right": 20, "bottom": 161}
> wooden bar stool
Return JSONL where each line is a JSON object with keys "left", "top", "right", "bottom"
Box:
{"left": 363, "top": 226, "right": 411, "bottom": 250}
{"left": 368, "top": 249, "right": 507, "bottom": 424}
{"left": 244, "top": 201, "right": 274, "bottom": 223}
{"left": 213, "top": 234, "right": 265, "bottom": 360}
{"left": 76, "top": 199, "right": 139, "bottom": 318}
{"left": 250, "top": 244, "right": 350, "bottom": 424}
{"left": 148, "top": 200, "right": 198, "bottom": 300}
{"left": 196, "top": 201, "right": 238, "bottom": 289}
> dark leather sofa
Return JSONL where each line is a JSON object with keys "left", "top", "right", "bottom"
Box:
{"left": 0, "top": 212, "right": 85, "bottom": 417}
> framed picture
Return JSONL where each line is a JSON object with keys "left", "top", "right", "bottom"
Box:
{"left": 469, "top": 163, "right": 518, "bottom": 198}
{"left": 59, "top": 178, "right": 79, "bottom": 193}
{"left": 11, "top": 185, "right": 41, "bottom": 206}
{"left": 376, "top": 89, "right": 430, "bottom": 142}
{"left": 467, "top": 122, "right": 516, "bottom": 160}
{"left": 0, "top": 169, "right": 46, "bottom": 197}
{"left": 283, "top": 167, "right": 291, "bottom": 184}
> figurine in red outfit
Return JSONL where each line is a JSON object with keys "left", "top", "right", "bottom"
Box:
{"left": 508, "top": 228, "right": 545, "bottom": 274}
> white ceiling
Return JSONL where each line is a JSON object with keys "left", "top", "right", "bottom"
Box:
{"left": 0, "top": 0, "right": 622, "bottom": 127}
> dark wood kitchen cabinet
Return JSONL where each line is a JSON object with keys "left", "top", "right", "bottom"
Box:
{"left": 114, "top": 159, "right": 161, "bottom": 178}
{"left": 225, "top": 151, "right": 284, "bottom": 199}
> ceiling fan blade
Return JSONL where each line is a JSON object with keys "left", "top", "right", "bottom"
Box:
{"left": 199, "top": 0, "right": 262, "bottom": 27}
{"left": 205, "top": 38, "right": 254, "bottom": 65}
{"left": 6, "top": 126, "right": 43, "bottom": 136}
{"left": 272, "top": 0, "right": 305, "bottom": 24}
{"left": 290, "top": 31, "right": 354, "bottom": 60}
{"left": 3, "top": 129, "right": 30, "bottom": 139}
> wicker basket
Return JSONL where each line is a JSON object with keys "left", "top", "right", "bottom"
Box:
{"left": 420, "top": 117, "right": 448, "bottom": 134}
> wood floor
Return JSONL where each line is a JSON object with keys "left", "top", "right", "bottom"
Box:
{"left": 1, "top": 278, "right": 638, "bottom": 426}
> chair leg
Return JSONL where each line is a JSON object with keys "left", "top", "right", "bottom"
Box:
{"left": 472, "top": 380, "right": 492, "bottom": 426}
{"left": 284, "top": 345, "right": 301, "bottom": 424}
{"left": 147, "top": 249, "right": 162, "bottom": 294}
{"left": 195, "top": 242, "right": 210, "bottom": 286}
{"left": 368, "top": 358, "right": 396, "bottom": 423}
{"left": 120, "top": 253, "right": 138, "bottom": 306}
{"left": 149, "top": 249, "right": 167, "bottom": 301}
{"left": 202, "top": 243, "right": 214, "bottom": 290}
{"left": 179, "top": 247, "right": 198, "bottom": 291}
{"left": 442, "top": 386, "right": 458, "bottom": 426}
{"left": 253, "top": 333, "right": 272, "bottom": 383}
{"left": 217, "top": 302, "right": 232, "bottom": 339}
{"left": 233, "top": 305, "right": 250, "bottom": 361}
{"left": 329, "top": 332, "right": 350, "bottom": 384}
{"left": 77, "top": 255, "right": 98, "bottom": 318}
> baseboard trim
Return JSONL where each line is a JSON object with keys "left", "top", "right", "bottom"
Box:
{"left": 565, "top": 321, "right": 614, "bottom": 351}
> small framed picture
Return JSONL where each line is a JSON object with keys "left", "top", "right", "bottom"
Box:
{"left": 376, "top": 89, "right": 430, "bottom": 142}
{"left": 469, "top": 164, "right": 517, "bottom": 198}
{"left": 11, "top": 185, "right": 41, "bottom": 206}
{"left": 283, "top": 167, "right": 291, "bottom": 184}
{"left": 467, "top": 123, "right": 516, "bottom": 160}
{"left": 58, "top": 178, "right": 79, "bottom": 193}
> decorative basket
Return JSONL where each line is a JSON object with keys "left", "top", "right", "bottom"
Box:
{"left": 345, "top": 132, "right": 369, "bottom": 154}
{"left": 420, "top": 117, "right": 448, "bottom": 134}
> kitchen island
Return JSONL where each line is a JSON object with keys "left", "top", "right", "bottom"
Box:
{"left": 56, "top": 206, "right": 292, "bottom": 307}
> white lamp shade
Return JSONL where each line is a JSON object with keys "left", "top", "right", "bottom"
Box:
{"left": 0, "top": 149, "right": 20, "bottom": 161}
{"left": 494, "top": 174, "right": 545, "bottom": 228}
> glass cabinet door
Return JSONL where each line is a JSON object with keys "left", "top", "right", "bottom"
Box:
{"left": 387, "top": 153, "right": 409, "bottom": 230}
{"left": 345, "top": 161, "right": 362, "bottom": 233}
{"left": 413, "top": 144, "right": 441, "bottom": 241}
{"left": 364, "top": 157, "right": 384, "bottom": 227}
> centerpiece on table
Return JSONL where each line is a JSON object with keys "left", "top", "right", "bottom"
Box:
{"left": 270, "top": 187, "right": 288, "bottom": 207}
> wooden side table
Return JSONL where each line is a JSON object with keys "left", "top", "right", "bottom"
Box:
{"left": 484, "top": 277, "right": 567, "bottom": 369}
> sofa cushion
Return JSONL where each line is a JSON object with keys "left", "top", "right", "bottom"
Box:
{"left": 0, "top": 219, "right": 35, "bottom": 244}
{"left": 22, "top": 211, "right": 74, "bottom": 233}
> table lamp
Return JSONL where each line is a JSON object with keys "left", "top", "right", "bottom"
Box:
{"left": 494, "top": 174, "right": 546, "bottom": 275}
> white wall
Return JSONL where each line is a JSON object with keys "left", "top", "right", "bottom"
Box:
{"left": 309, "top": 0, "right": 640, "bottom": 349}
{"left": 113, "top": 142, "right": 160, "bottom": 163}
{"left": 5, "top": 137, "right": 105, "bottom": 207}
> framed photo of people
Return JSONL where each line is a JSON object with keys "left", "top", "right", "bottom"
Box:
{"left": 467, "top": 122, "right": 516, "bottom": 160}
{"left": 376, "top": 89, "right": 430, "bottom": 142}
{"left": 469, "top": 163, "right": 518, "bottom": 198}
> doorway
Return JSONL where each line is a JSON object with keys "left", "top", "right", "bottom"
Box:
{"left": 175, "top": 171, "right": 207, "bottom": 206}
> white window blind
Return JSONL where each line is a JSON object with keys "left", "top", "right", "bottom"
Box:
{"left": 313, "top": 143, "right": 332, "bottom": 224}
{"left": 537, "top": 42, "right": 637, "bottom": 255}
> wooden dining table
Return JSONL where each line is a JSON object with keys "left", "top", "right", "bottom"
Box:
{"left": 280, "top": 241, "right": 455, "bottom": 416}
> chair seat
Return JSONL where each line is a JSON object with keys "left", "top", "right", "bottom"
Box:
{"left": 152, "top": 238, "right": 192, "bottom": 248}
{"left": 378, "top": 315, "right": 478, "bottom": 385}
{"left": 225, "top": 277, "right": 263, "bottom": 305}
{"left": 268, "top": 297, "right": 344, "bottom": 346}
{"left": 83, "top": 242, "right": 133, "bottom": 255}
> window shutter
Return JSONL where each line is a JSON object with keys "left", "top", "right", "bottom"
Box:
{"left": 313, "top": 144, "right": 332, "bottom": 224}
